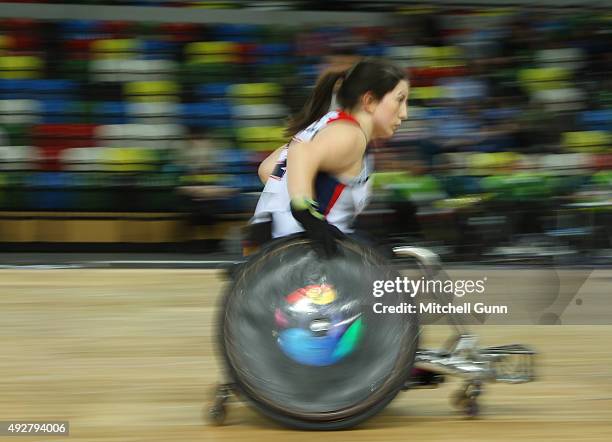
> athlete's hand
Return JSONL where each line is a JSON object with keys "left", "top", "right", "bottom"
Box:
{"left": 290, "top": 197, "right": 345, "bottom": 258}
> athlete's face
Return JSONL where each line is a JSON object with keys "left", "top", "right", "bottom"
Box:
{"left": 370, "top": 80, "right": 409, "bottom": 139}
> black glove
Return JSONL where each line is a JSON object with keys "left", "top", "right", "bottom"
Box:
{"left": 290, "top": 197, "right": 345, "bottom": 258}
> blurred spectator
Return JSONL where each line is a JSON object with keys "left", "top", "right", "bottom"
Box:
{"left": 177, "top": 129, "right": 236, "bottom": 251}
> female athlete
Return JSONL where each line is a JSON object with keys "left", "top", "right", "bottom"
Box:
{"left": 248, "top": 58, "right": 409, "bottom": 256}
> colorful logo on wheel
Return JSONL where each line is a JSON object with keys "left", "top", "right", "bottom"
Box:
{"left": 275, "top": 284, "right": 364, "bottom": 366}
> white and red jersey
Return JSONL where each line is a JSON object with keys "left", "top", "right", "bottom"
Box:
{"left": 251, "top": 110, "right": 372, "bottom": 238}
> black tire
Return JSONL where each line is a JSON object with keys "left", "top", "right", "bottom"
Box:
{"left": 217, "top": 235, "right": 420, "bottom": 430}
{"left": 240, "top": 380, "right": 403, "bottom": 431}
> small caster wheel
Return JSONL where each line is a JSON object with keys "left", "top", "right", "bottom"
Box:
{"left": 465, "top": 380, "right": 482, "bottom": 398}
{"left": 451, "top": 390, "right": 468, "bottom": 409}
{"left": 208, "top": 405, "right": 226, "bottom": 425}
{"left": 465, "top": 398, "right": 479, "bottom": 418}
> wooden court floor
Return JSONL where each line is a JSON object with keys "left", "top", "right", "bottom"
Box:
{"left": 1, "top": 269, "right": 611, "bottom": 441}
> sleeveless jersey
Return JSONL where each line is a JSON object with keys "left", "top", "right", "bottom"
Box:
{"left": 251, "top": 110, "right": 372, "bottom": 238}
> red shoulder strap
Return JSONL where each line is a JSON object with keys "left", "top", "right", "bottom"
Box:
{"left": 327, "top": 110, "right": 360, "bottom": 127}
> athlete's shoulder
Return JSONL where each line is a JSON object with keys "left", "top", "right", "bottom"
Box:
{"left": 316, "top": 115, "right": 365, "bottom": 149}
{"left": 306, "top": 123, "right": 365, "bottom": 173}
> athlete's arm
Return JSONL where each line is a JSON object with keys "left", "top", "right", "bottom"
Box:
{"left": 287, "top": 123, "right": 365, "bottom": 201}
{"left": 258, "top": 145, "right": 286, "bottom": 184}
{"left": 287, "top": 123, "right": 364, "bottom": 257}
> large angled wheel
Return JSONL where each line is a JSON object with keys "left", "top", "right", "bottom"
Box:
{"left": 218, "top": 235, "right": 419, "bottom": 430}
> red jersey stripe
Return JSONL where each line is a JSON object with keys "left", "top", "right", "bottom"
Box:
{"left": 324, "top": 183, "right": 346, "bottom": 216}
{"left": 327, "top": 110, "right": 360, "bottom": 127}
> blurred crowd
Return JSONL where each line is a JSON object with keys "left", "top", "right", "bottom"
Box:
{"left": 0, "top": 4, "right": 610, "bottom": 259}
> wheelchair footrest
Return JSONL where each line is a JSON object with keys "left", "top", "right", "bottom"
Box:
{"left": 479, "top": 344, "right": 536, "bottom": 383}
{"left": 415, "top": 336, "right": 536, "bottom": 384}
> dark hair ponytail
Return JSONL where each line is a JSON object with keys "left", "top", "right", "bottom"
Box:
{"left": 285, "top": 58, "right": 407, "bottom": 138}
{"left": 285, "top": 69, "right": 346, "bottom": 137}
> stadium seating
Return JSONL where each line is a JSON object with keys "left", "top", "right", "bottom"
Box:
{"left": 0, "top": 8, "right": 608, "bottom": 249}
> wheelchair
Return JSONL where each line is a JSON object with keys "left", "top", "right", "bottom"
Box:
{"left": 208, "top": 235, "right": 536, "bottom": 430}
